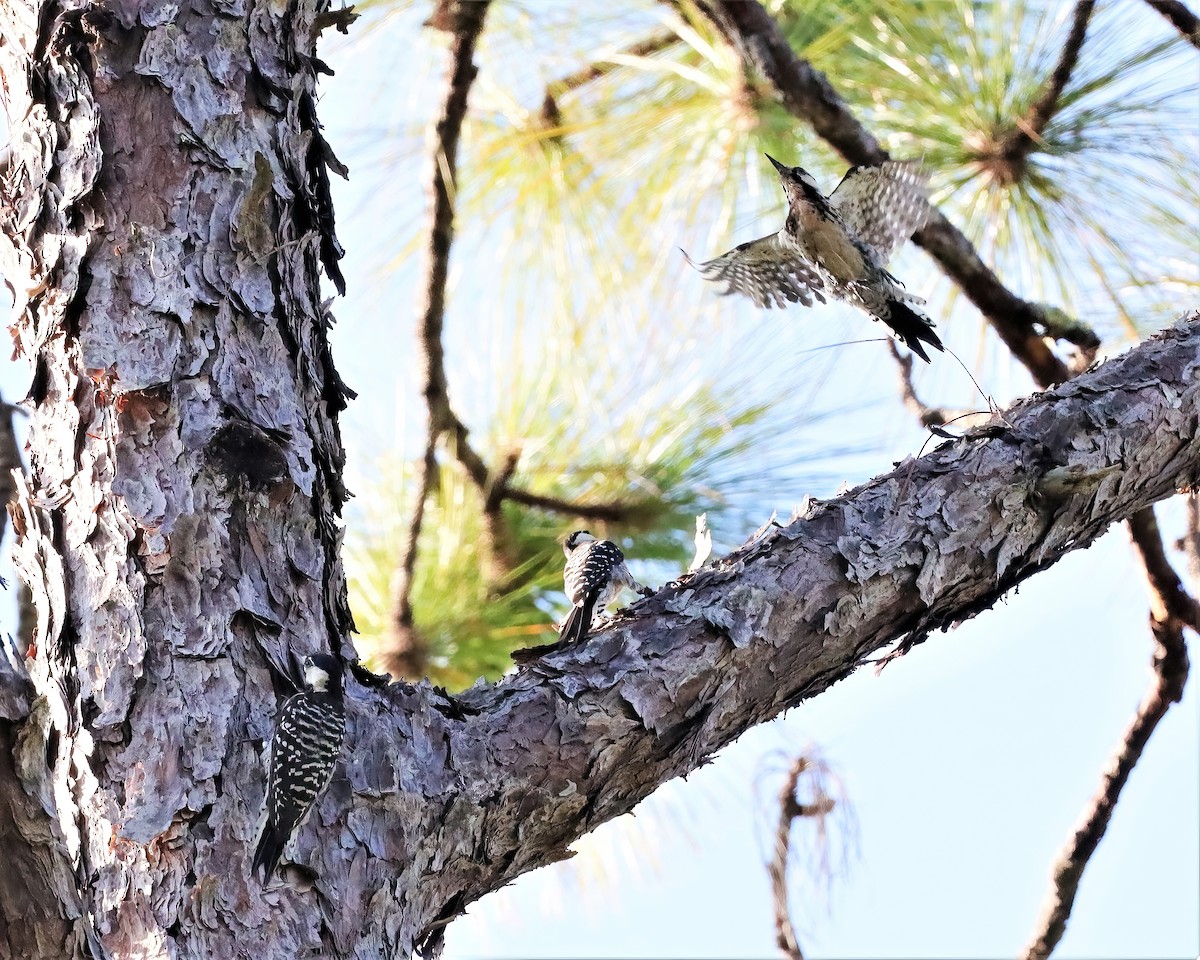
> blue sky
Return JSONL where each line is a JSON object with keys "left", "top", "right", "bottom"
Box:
{"left": 0, "top": 2, "right": 1196, "bottom": 957}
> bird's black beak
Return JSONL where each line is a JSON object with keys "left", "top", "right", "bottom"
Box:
{"left": 765, "top": 154, "right": 787, "bottom": 174}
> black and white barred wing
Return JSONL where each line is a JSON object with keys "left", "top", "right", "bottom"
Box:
{"left": 563, "top": 539, "right": 623, "bottom": 607}
{"left": 269, "top": 694, "right": 345, "bottom": 830}
{"left": 252, "top": 689, "right": 347, "bottom": 882}
{"left": 829, "top": 161, "right": 931, "bottom": 265}
{"left": 684, "top": 233, "right": 827, "bottom": 309}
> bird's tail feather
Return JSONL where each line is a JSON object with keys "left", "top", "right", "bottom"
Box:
{"left": 882, "top": 299, "right": 943, "bottom": 363}
{"left": 252, "top": 823, "right": 285, "bottom": 883}
{"left": 559, "top": 596, "right": 596, "bottom": 645}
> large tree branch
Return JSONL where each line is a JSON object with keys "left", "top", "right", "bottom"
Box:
{"left": 343, "top": 316, "right": 1200, "bottom": 955}
{"left": 697, "top": 16, "right": 1186, "bottom": 929}
{"left": 1143, "top": 0, "right": 1200, "bottom": 48}
{"left": 693, "top": 0, "right": 1099, "bottom": 385}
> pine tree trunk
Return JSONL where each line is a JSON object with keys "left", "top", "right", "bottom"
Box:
{"left": 1, "top": 2, "right": 1197, "bottom": 958}
{"left": 0, "top": 1, "right": 353, "bottom": 955}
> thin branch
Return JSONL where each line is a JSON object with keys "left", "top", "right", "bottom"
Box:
{"left": 414, "top": 0, "right": 488, "bottom": 440}
{"left": 443, "top": 417, "right": 643, "bottom": 523}
{"left": 394, "top": 1, "right": 643, "bottom": 673}
{"left": 313, "top": 5, "right": 359, "bottom": 35}
{"left": 1021, "top": 513, "right": 1191, "bottom": 958}
{"left": 887, "top": 341, "right": 969, "bottom": 430}
{"left": 481, "top": 450, "right": 520, "bottom": 584}
{"left": 541, "top": 28, "right": 679, "bottom": 126}
{"left": 770, "top": 760, "right": 807, "bottom": 960}
{"left": 1142, "top": 0, "right": 1200, "bottom": 49}
{"left": 1004, "top": 2, "right": 1095, "bottom": 160}
{"left": 1128, "top": 507, "right": 1200, "bottom": 633}
{"left": 393, "top": 0, "right": 491, "bottom": 674}
{"left": 692, "top": 0, "right": 1099, "bottom": 389}
{"left": 387, "top": 435, "right": 438, "bottom": 680}
{"left": 769, "top": 756, "right": 838, "bottom": 960}
{"left": 1174, "top": 489, "right": 1200, "bottom": 594}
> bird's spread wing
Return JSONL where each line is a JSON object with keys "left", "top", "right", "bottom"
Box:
{"left": 829, "top": 161, "right": 930, "bottom": 264}
{"left": 684, "top": 233, "right": 827, "bottom": 309}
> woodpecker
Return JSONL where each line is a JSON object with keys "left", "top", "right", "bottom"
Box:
{"left": 559, "top": 531, "right": 652, "bottom": 645}
{"left": 252, "top": 653, "right": 346, "bottom": 883}
{"left": 686, "top": 155, "right": 944, "bottom": 361}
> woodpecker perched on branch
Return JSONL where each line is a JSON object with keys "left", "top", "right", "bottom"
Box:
{"left": 252, "top": 653, "right": 346, "bottom": 883}
{"left": 559, "top": 531, "right": 652, "bottom": 645}
{"left": 686, "top": 155, "right": 944, "bottom": 362}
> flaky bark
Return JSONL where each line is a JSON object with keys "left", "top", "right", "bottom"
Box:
{"left": 308, "top": 317, "right": 1200, "bottom": 955}
{"left": 1, "top": 1, "right": 1198, "bottom": 957}
{"left": 373, "top": 318, "right": 1199, "bottom": 956}
{"left": 0, "top": 0, "right": 351, "bottom": 956}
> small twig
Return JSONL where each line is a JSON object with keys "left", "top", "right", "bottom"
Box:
{"left": 1021, "top": 514, "right": 1190, "bottom": 958}
{"left": 1174, "top": 489, "right": 1200, "bottom": 594}
{"left": 313, "top": 6, "right": 358, "bottom": 35}
{"left": 481, "top": 450, "right": 520, "bottom": 583}
{"left": 1128, "top": 507, "right": 1200, "bottom": 632}
{"left": 541, "top": 28, "right": 679, "bottom": 126}
{"left": 392, "top": 0, "right": 491, "bottom": 675}
{"left": 887, "top": 341, "right": 972, "bottom": 430}
{"left": 768, "top": 756, "right": 840, "bottom": 960}
{"left": 444, "top": 416, "right": 639, "bottom": 522}
{"left": 1142, "top": 0, "right": 1200, "bottom": 49}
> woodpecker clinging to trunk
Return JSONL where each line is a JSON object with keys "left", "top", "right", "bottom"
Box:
{"left": 252, "top": 653, "right": 346, "bottom": 883}
{"left": 685, "top": 155, "right": 944, "bottom": 362}
{"left": 559, "top": 531, "right": 652, "bottom": 646}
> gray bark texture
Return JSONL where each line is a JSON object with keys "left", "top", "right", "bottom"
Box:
{"left": 1, "top": 2, "right": 1199, "bottom": 959}
{"left": 0, "top": 0, "right": 352, "bottom": 956}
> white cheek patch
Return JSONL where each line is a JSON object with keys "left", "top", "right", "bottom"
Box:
{"left": 304, "top": 664, "right": 329, "bottom": 690}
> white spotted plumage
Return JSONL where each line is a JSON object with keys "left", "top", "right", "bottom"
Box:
{"left": 686, "top": 156, "right": 944, "bottom": 362}
{"left": 558, "top": 531, "right": 650, "bottom": 645}
{"left": 828, "top": 161, "right": 931, "bottom": 265}
{"left": 682, "top": 233, "right": 827, "bottom": 310}
{"left": 252, "top": 653, "right": 346, "bottom": 883}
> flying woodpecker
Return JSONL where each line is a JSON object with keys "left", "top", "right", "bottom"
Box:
{"left": 252, "top": 653, "right": 346, "bottom": 883}
{"left": 685, "top": 155, "right": 944, "bottom": 361}
{"left": 559, "top": 531, "right": 652, "bottom": 646}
